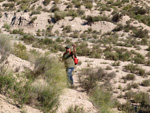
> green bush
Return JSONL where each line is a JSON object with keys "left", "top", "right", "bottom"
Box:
{"left": 124, "top": 64, "right": 146, "bottom": 76}
{"left": 90, "top": 87, "right": 118, "bottom": 113}
{"left": 11, "top": 29, "right": 24, "bottom": 35}
{"left": 132, "top": 29, "right": 149, "bottom": 38}
{"left": 146, "top": 59, "right": 150, "bottom": 66}
{"left": 0, "top": 0, "right": 5, "bottom": 2}
{"left": 21, "top": 34, "right": 35, "bottom": 44}
{"left": 85, "top": 2, "right": 93, "bottom": 9}
{"left": 124, "top": 64, "right": 138, "bottom": 73}
{"left": 140, "top": 38, "right": 148, "bottom": 45}
{"left": 133, "top": 56, "right": 145, "bottom": 64}
{"left": 63, "top": 25, "right": 72, "bottom": 33}
{"left": 20, "top": 3, "right": 28, "bottom": 11}
{"left": 112, "top": 61, "right": 120, "bottom": 66}
{"left": 3, "top": 23, "right": 10, "bottom": 31}
{"left": 118, "top": 51, "right": 131, "bottom": 61}
{"left": 65, "top": 106, "right": 85, "bottom": 113}
{"left": 13, "top": 43, "right": 29, "bottom": 60}
{"left": 67, "top": 10, "right": 78, "bottom": 18}
{"left": 131, "top": 83, "right": 139, "bottom": 89}
{"left": 0, "top": 12, "right": 2, "bottom": 18}
{"left": 85, "top": 16, "right": 110, "bottom": 25}
{"left": 78, "top": 68, "right": 98, "bottom": 93}
{"left": 0, "top": 52, "right": 67, "bottom": 112}
{"left": 141, "top": 79, "right": 150, "bottom": 87}
{"left": 76, "top": 42, "right": 90, "bottom": 56}
{"left": 112, "top": 12, "right": 122, "bottom": 22}
{"left": 0, "top": 35, "right": 12, "bottom": 63}
{"left": 54, "top": 11, "right": 66, "bottom": 22}
{"left": 31, "top": 10, "right": 41, "bottom": 16}
{"left": 118, "top": 101, "right": 135, "bottom": 113}
{"left": 104, "top": 51, "right": 119, "bottom": 61}
{"left": 124, "top": 91, "right": 134, "bottom": 99}
{"left": 89, "top": 50, "right": 101, "bottom": 58}
{"left": 54, "top": 0, "right": 59, "bottom": 3}
{"left": 3, "top": 3, "right": 15, "bottom": 9}
{"left": 72, "top": 0, "right": 81, "bottom": 8}
{"left": 79, "top": 67, "right": 116, "bottom": 93}
{"left": 134, "top": 92, "right": 150, "bottom": 106}
{"left": 119, "top": 91, "right": 150, "bottom": 112}
{"left": 0, "top": 73, "right": 15, "bottom": 94}
{"left": 122, "top": 74, "right": 135, "bottom": 80}
{"left": 43, "top": 0, "right": 51, "bottom": 6}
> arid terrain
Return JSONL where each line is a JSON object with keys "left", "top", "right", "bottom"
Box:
{"left": 0, "top": 0, "right": 150, "bottom": 113}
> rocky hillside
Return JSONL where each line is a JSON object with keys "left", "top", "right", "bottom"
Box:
{"left": 0, "top": 0, "right": 150, "bottom": 113}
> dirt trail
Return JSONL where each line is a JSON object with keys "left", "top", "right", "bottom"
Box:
{"left": 57, "top": 59, "right": 99, "bottom": 113}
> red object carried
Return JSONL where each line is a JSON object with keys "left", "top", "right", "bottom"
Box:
{"left": 74, "top": 55, "right": 78, "bottom": 65}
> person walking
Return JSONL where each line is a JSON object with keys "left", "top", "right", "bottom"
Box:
{"left": 18, "top": 16, "right": 22, "bottom": 25}
{"left": 10, "top": 13, "right": 16, "bottom": 25}
{"left": 63, "top": 44, "right": 76, "bottom": 87}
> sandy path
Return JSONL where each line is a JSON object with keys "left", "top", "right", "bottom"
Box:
{"left": 57, "top": 57, "right": 99, "bottom": 113}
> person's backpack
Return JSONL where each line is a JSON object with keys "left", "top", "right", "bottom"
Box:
{"left": 63, "top": 52, "right": 78, "bottom": 65}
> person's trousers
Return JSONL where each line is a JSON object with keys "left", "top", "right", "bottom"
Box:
{"left": 67, "top": 67, "right": 74, "bottom": 85}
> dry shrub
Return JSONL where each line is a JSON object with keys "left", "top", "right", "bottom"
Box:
{"left": 78, "top": 67, "right": 116, "bottom": 93}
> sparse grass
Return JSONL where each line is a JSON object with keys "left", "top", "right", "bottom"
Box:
{"left": 133, "top": 56, "right": 145, "bottom": 64}
{"left": 0, "top": 51, "right": 67, "bottom": 112}
{"left": 90, "top": 86, "right": 118, "bottom": 113}
{"left": 112, "top": 12, "right": 122, "bottom": 22}
{"left": 104, "top": 51, "right": 119, "bottom": 61}
{"left": 134, "top": 92, "right": 150, "bottom": 107}
{"left": 65, "top": 106, "right": 85, "bottom": 113}
{"left": 146, "top": 59, "right": 150, "bottom": 66}
{"left": 3, "top": 3, "right": 15, "bottom": 10}
{"left": 124, "top": 64, "right": 146, "bottom": 76}
{"left": 0, "top": 12, "right": 2, "bottom": 18}
{"left": 141, "top": 79, "right": 150, "bottom": 87}
{"left": 31, "top": 10, "right": 41, "bottom": 16}
{"left": 3, "top": 23, "right": 10, "bottom": 31}
{"left": 132, "top": 28, "right": 149, "bottom": 38}
{"left": 0, "top": 34, "right": 12, "bottom": 62}
{"left": 85, "top": 15, "right": 110, "bottom": 25}
{"left": 72, "top": 0, "right": 81, "bottom": 8}
{"left": 124, "top": 91, "right": 134, "bottom": 99}
{"left": 85, "top": 2, "right": 93, "bottom": 9}
{"left": 13, "top": 42, "right": 29, "bottom": 60}
{"left": 66, "top": 10, "right": 78, "bottom": 18}
{"left": 112, "top": 61, "right": 120, "bottom": 66}
{"left": 54, "top": 11, "right": 66, "bottom": 22}
{"left": 118, "top": 89, "right": 150, "bottom": 113}
{"left": 11, "top": 29, "right": 25, "bottom": 35}
{"left": 79, "top": 67, "right": 116, "bottom": 93}
{"left": 63, "top": 25, "right": 72, "bottom": 33}
{"left": 122, "top": 74, "right": 135, "bottom": 81}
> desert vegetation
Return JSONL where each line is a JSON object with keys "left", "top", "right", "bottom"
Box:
{"left": 0, "top": 35, "right": 67, "bottom": 112}
{"left": 0, "top": 0, "right": 150, "bottom": 112}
